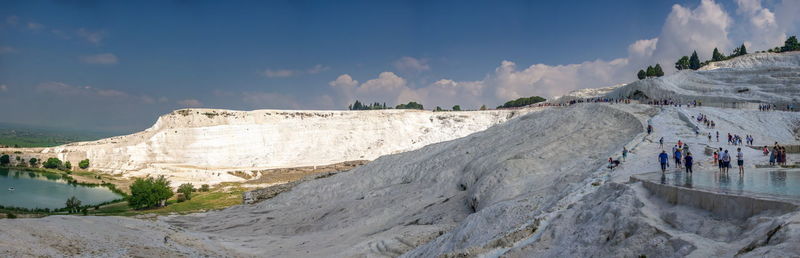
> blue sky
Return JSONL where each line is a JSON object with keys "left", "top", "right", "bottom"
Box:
{"left": 0, "top": 0, "right": 798, "bottom": 132}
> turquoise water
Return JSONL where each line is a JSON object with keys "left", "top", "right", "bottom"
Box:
{"left": 644, "top": 170, "right": 800, "bottom": 198}
{"left": 0, "top": 168, "right": 123, "bottom": 209}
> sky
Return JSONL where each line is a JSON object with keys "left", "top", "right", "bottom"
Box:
{"left": 0, "top": 0, "right": 799, "bottom": 133}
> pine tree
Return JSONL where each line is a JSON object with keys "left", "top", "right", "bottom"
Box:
{"left": 689, "top": 51, "right": 701, "bottom": 70}
{"left": 654, "top": 64, "right": 664, "bottom": 77}
{"left": 675, "top": 56, "right": 690, "bottom": 70}
{"left": 739, "top": 43, "right": 747, "bottom": 56}
{"left": 646, "top": 66, "right": 655, "bottom": 77}
{"left": 712, "top": 48, "right": 725, "bottom": 61}
{"left": 637, "top": 70, "right": 646, "bottom": 80}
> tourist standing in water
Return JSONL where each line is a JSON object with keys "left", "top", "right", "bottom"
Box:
{"left": 737, "top": 148, "right": 744, "bottom": 175}
{"left": 722, "top": 150, "right": 731, "bottom": 173}
{"left": 684, "top": 152, "right": 693, "bottom": 174}
{"left": 659, "top": 151, "right": 669, "bottom": 173}
{"left": 674, "top": 147, "right": 682, "bottom": 169}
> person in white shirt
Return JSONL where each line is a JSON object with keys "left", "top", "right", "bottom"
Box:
{"left": 737, "top": 147, "right": 744, "bottom": 175}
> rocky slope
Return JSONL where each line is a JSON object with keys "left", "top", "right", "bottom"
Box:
{"left": 34, "top": 108, "right": 531, "bottom": 185}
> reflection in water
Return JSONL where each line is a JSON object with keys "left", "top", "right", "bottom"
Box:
{"left": 642, "top": 170, "right": 800, "bottom": 198}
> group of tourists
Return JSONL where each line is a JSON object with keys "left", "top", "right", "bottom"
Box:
{"left": 726, "top": 133, "right": 753, "bottom": 146}
{"left": 767, "top": 143, "right": 790, "bottom": 166}
{"left": 711, "top": 147, "right": 745, "bottom": 174}
{"left": 696, "top": 113, "right": 716, "bottom": 129}
{"left": 758, "top": 104, "right": 776, "bottom": 111}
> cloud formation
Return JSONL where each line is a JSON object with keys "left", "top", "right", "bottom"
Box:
{"left": 77, "top": 28, "right": 105, "bottom": 45}
{"left": 393, "top": 57, "right": 430, "bottom": 73}
{"left": 329, "top": 0, "right": 799, "bottom": 109}
{"left": 260, "top": 64, "right": 330, "bottom": 78}
{"left": 79, "top": 53, "right": 119, "bottom": 65}
{"left": 0, "top": 85, "right": 8, "bottom": 92}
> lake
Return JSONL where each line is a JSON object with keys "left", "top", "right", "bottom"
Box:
{"left": 0, "top": 168, "right": 123, "bottom": 210}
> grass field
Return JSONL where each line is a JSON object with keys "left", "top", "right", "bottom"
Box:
{"left": 0, "top": 122, "right": 119, "bottom": 147}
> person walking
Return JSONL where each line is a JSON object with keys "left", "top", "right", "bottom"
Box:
{"left": 713, "top": 151, "right": 719, "bottom": 166}
{"left": 622, "top": 147, "right": 628, "bottom": 162}
{"left": 716, "top": 131, "right": 719, "bottom": 142}
{"left": 659, "top": 150, "right": 669, "bottom": 173}
{"left": 674, "top": 148, "right": 682, "bottom": 169}
{"left": 737, "top": 148, "right": 744, "bottom": 175}
{"left": 659, "top": 137, "right": 664, "bottom": 149}
{"left": 685, "top": 152, "right": 693, "bottom": 174}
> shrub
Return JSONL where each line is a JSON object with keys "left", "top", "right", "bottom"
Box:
{"left": 29, "top": 158, "right": 38, "bottom": 167}
{"left": 64, "top": 161, "right": 72, "bottom": 170}
{"left": 81, "top": 208, "right": 88, "bottom": 215}
{"left": 200, "top": 184, "right": 210, "bottom": 192}
{"left": 79, "top": 159, "right": 90, "bottom": 169}
{"left": 5, "top": 213, "right": 16, "bottom": 219}
{"left": 177, "top": 194, "right": 187, "bottom": 203}
{"left": 128, "top": 176, "right": 174, "bottom": 209}
{"left": 452, "top": 105, "right": 461, "bottom": 111}
{"left": 178, "top": 183, "right": 194, "bottom": 200}
{"left": 498, "top": 96, "right": 546, "bottom": 108}
{"left": 43, "top": 158, "right": 62, "bottom": 169}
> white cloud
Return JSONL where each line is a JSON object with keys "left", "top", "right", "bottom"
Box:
{"left": 0, "top": 46, "right": 17, "bottom": 54}
{"left": 178, "top": 99, "right": 203, "bottom": 107}
{"left": 261, "top": 69, "right": 295, "bottom": 78}
{"left": 0, "top": 85, "right": 8, "bottom": 92}
{"left": 79, "top": 53, "right": 119, "bottom": 65}
{"left": 307, "top": 64, "right": 330, "bottom": 74}
{"left": 734, "top": 0, "right": 786, "bottom": 51}
{"left": 26, "top": 22, "right": 44, "bottom": 31}
{"left": 261, "top": 64, "right": 330, "bottom": 78}
{"left": 628, "top": 38, "right": 658, "bottom": 58}
{"left": 393, "top": 57, "right": 430, "bottom": 73}
{"left": 77, "top": 28, "right": 105, "bottom": 45}
{"left": 5, "top": 16, "right": 18, "bottom": 26}
{"left": 34, "top": 82, "right": 142, "bottom": 101}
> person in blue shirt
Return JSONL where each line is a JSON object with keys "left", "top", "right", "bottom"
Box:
{"left": 674, "top": 149, "right": 682, "bottom": 169}
{"left": 684, "top": 152, "right": 693, "bottom": 173}
{"left": 659, "top": 150, "right": 669, "bottom": 173}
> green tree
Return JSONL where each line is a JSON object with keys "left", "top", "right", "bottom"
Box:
{"left": 637, "top": 69, "right": 646, "bottom": 80}
{"left": 734, "top": 43, "right": 747, "bottom": 56}
{"left": 452, "top": 105, "right": 461, "bottom": 111}
{"left": 29, "top": 158, "right": 38, "bottom": 167}
{"left": 645, "top": 66, "right": 655, "bottom": 77}
{"left": 435, "top": 106, "right": 443, "bottom": 112}
{"left": 689, "top": 51, "right": 701, "bottom": 70}
{"left": 200, "top": 184, "right": 210, "bottom": 192}
{"left": 178, "top": 183, "right": 194, "bottom": 200}
{"left": 43, "top": 158, "right": 62, "bottom": 169}
{"left": 675, "top": 56, "right": 690, "bottom": 70}
{"left": 395, "top": 101, "right": 424, "bottom": 110}
{"left": 654, "top": 64, "right": 665, "bottom": 77}
{"left": 64, "top": 161, "right": 72, "bottom": 170}
{"left": 782, "top": 36, "right": 799, "bottom": 52}
{"left": 128, "top": 176, "right": 174, "bottom": 209}
{"left": 65, "top": 196, "right": 82, "bottom": 214}
{"left": 0, "top": 155, "right": 9, "bottom": 166}
{"left": 479, "top": 105, "right": 487, "bottom": 110}
{"left": 79, "top": 159, "right": 90, "bottom": 169}
{"left": 712, "top": 47, "right": 725, "bottom": 61}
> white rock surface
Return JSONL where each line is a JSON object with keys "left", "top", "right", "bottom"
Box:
{"left": 36, "top": 108, "right": 531, "bottom": 186}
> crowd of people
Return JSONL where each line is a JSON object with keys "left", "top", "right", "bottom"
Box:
{"left": 766, "top": 143, "right": 790, "bottom": 166}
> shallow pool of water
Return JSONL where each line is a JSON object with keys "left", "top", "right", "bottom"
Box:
{"left": 640, "top": 170, "right": 800, "bottom": 198}
{"left": 0, "top": 168, "right": 123, "bottom": 209}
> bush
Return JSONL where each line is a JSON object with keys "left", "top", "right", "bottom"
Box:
{"left": 128, "top": 176, "right": 174, "bottom": 209}
{"left": 498, "top": 96, "right": 546, "bottom": 109}
{"left": 5, "top": 213, "right": 16, "bottom": 219}
{"left": 43, "top": 158, "right": 62, "bottom": 169}
{"left": 177, "top": 194, "right": 187, "bottom": 203}
{"left": 200, "top": 184, "right": 210, "bottom": 192}
{"left": 29, "top": 158, "right": 38, "bottom": 167}
{"left": 79, "top": 159, "right": 90, "bottom": 169}
{"left": 178, "top": 183, "right": 194, "bottom": 200}
{"left": 395, "top": 101, "right": 424, "bottom": 110}
{"left": 64, "top": 161, "right": 72, "bottom": 170}
{"left": 452, "top": 105, "right": 461, "bottom": 111}
{"left": 0, "top": 155, "right": 9, "bottom": 166}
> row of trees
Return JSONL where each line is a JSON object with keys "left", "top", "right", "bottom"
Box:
{"left": 395, "top": 101, "right": 424, "bottom": 110}
{"left": 497, "top": 96, "right": 546, "bottom": 109}
{"left": 675, "top": 44, "right": 748, "bottom": 71}
{"left": 348, "top": 101, "right": 389, "bottom": 110}
{"left": 636, "top": 64, "right": 665, "bottom": 79}
{"left": 767, "top": 36, "right": 799, "bottom": 53}
{"left": 0, "top": 154, "right": 89, "bottom": 171}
